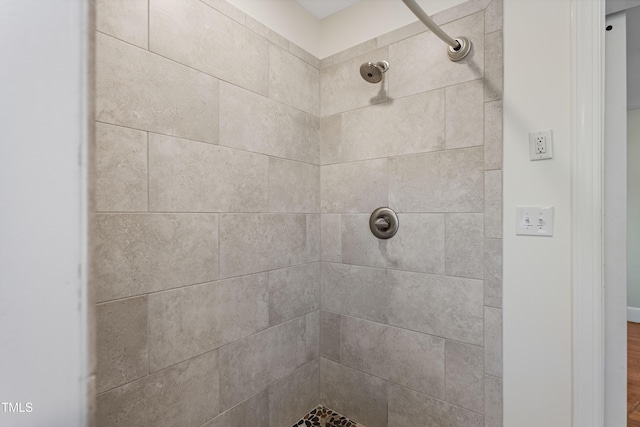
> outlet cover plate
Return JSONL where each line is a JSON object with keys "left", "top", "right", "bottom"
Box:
{"left": 516, "top": 205, "right": 554, "bottom": 236}
{"left": 529, "top": 130, "right": 553, "bottom": 161}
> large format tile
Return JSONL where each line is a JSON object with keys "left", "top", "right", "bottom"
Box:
{"left": 321, "top": 263, "right": 388, "bottom": 323}
{"left": 319, "top": 311, "right": 341, "bottom": 362}
{"left": 321, "top": 159, "right": 388, "bottom": 213}
{"left": 149, "top": 0, "right": 269, "bottom": 95}
{"left": 484, "top": 238, "right": 503, "bottom": 308}
{"left": 485, "top": 307, "right": 503, "bottom": 377}
{"left": 387, "top": 270, "right": 483, "bottom": 345}
{"left": 389, "top": 12, "right": 484, "bottom": 99}
{"left": 148, "top": 274, "right": 269, "bottom": 372}
{"left": 445, "top": 213, "right": 484, "bottom": 279}
{"left": 341, "top": 316, "right": 445, "bottom": 398}
{"left": 445, "top": 340, "right": 484, "bottom": 413}
{"left": 268, "top": 158, "right": 319, "bottom": 213}
{"left": 269, "top": 263, "right": 320, "bottom": 326}
{"left": 485, "top": 375, "right": 503, "bottom": 427}
{"left": 445, "top": 79, "right": 484, "bottom": 149}
{"left": 95, "top": 122, "right": 148, "bottom": 212}
{"left": 219, "top": 82, "right": 312, "bottom": 163}
{"left": 485, "top": 31, "right": 504, "bottom": 102}
{"left": 305, "top": 310, "right": 320, "bottom": 361}
{"left": 484, "top": 100, "right": 503, "bottom": 170}
{"left": 320, "top": 114, "right": 342, "bottom": 165}
{"left": 486, "top": 0, "right": 504, "bottom": 34}
{"left": 200, "top": 0, "right": 246, "bottom": 24}
{"left": 96, "top": 33, "right": 219, "bottom": 143}
{"left": 389, "top": 147, "right": 484, "bottom": 213}
{"left": 96, "top": 0, "right": 148, "bottom": 48}
{"left": 218, "top": 317, "right": 311, "bottom": 410}
{"left": 202, "top": 390, "right": 269, "bottom": 427}
{"left": 341, "top": 90, "right": 444, "bottom": 161}
{"left": 321, "top": 214, "right": 342, "bottom": 263}
{"left": 219, "top": 214, "right": 318, "bottom": 278}
{"left": 320, "top": 358, "right": 388, "bottom": 427}
{"left": 96, "top": 350, "right": 220, "bottom": 427}
{"left": 342, "top": 214, "right": 445, "bottom": 273}
{"left": 388, "top": 384, "right": 484, "bottom": 427}
{"left": 270, "top": 45, "right": 320, "bottom": 115}
{"left": 321, "top": 47, "right": 390, "bottom": 116}
{"left": 95, "top": 213, "right": 218, "bottom": 302}
{"left": 269, "top": 360, "right": 320, "bottom": 427}
{"left": 148, "top": 133, "right": 268, "bottom": 213}
{"left": 485, "top": 170, "right": 503, "bottom": 238}
{"left": 96, "top": 297, "right": 148, "bottom": 393}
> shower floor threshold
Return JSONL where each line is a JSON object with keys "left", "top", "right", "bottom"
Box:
{"left": 292, "top": 405, "right": 366, "bottom": 427}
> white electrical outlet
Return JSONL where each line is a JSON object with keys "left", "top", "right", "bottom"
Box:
{"left": 516, "top": 206, "right": 554, "bottom": 236}
{"left": 529, "top": 130, "right": 553, "bottom": 160}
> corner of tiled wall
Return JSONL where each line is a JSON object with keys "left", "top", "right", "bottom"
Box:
{"left": 94, "top": 0, "right": 322, "bottom": 425}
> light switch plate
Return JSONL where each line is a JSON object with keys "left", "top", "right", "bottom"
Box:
{"left": 516, "top": 206, "right": 554, "bottom": 236}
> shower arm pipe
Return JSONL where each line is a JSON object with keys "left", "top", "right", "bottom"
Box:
{"left": 400, "top": 0, "right": 472, "bottom": 61}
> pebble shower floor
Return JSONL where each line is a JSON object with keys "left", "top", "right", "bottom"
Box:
{"left": 292, "top": 405, "right": 366, "bottom": 427}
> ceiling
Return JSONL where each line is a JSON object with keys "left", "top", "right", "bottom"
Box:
{"left": 295, "top": 0, "right": 360, "bottom": 19}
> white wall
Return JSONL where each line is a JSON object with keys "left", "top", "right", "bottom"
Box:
{"left": 629, "top": 109, "right": 640, "bottom": 308}
{"left": 0, "top": 1, "right": 92, "bottom": 426}
{"left": 226, "top": 0, "right": 467, "bottom": 58}
{"left": 503, "top": 1, "right": 573, "bottom": 426}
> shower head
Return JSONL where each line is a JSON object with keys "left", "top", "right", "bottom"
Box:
{"left": 360, "top": 61, "right": 389, "bottom": 84}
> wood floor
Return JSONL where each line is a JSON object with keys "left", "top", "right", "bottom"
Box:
{"left": 629, "top": 322, "right": 640, "bottom": 426}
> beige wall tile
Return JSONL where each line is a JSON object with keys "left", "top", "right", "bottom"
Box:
{"left": 305, "top": 310, "right": 320, "bottom": 361}
{"left": 485, "top": 307, "right": 503, "bottom": 377}
{"left": 388, "top": 384, "right": 484, "bottom": 427}
{"left": 96, "top": 33, "right": 219, "bottom": 143}
{"left": 389, "top": 12, "right": 484, "bottom": 99}
{"left": 95, "top": 213, "right": 218, "bottom": 302}
{"left": 219, "top": 82, "right": 312, "bottom": 162}
{"left": 148, "top": 274, "right": 269, "bottom": 372}
{"left": 341, "top": 316, "right": 445, "bottom": 398}
{"left": 218, "top": 317, "right": 311, "bottom": 410}
{"left": 484, "top": 100, "right": 503, "bottom": 170}
{"left": 341, "top": 214, "right": 445, "bottom": 274}
{"left": 388, "top": 270, "right": 483, "bottom": 346}
{"left": 95, "top": 122, "right": 148, "bottom": 212}
{"left": 445, "top": 79, "right": 484, "bottom": 149}
{"left": 320, "top": 311, "right": 341, "bottom": 362}
{"left": 486, "top": 0, "right": 504, "bottom": 33}
{"left": 148, "top": 133, "right": 268, "bottom": 213}
{"left": 289, "top": 42, "right": 321, "bottom": 69}
{"left": 270, "top": 45, "right": 320, "bottom": 115}
{"left": 341, "top": 90, "right": 444, "bottom": 161}
{"left": 485, "top": 170, "right": 503, "bottom": 238}
{"left": 321, "top": 214, "right": 342, "bottom": 263}
{"left": 200, "top": 0, "right": 246, "bottom": 25}
{"left": 321, "top": 159, "right": 388, "bottom": 213}
{"left": 320, "top": 358, "right": 388, "bottom": 427}
{"left": 389, "top": 147, "right": 484, "bottom": 213}
{"left": 484, "top": 238, "right": 503, "bottom": 308}
{"left": 202, "top": 390, "right": 269, "bottom": 427}
{"left": 445, "top": 213, "right": 484, "bottom": 279}
{"left": 97, "top": 0, "right": 148, "bottom": 49}
{"left": 485, "top": 375, "right": 503, "bottom": 427}
{"left": 320, "top": 114, "right": 342, "bottom": 165}
{"left": 321, "top": 47, "right": 390, "bottom": 116}
{"left": 268, "top": 158, "right": 319, "bottom": 213}
{"left": 321, "top": 263, "right": 388, "bottom": 323}
{"left": 485, "top": 31, "right": 503, "bottom": 102}
{"left": 150, "top": 0, "right": 269, "bottom": 96}
{"left": 219, "top": 213, "right": 318, "bottom": 278}
{"left": 96, "top": 350, "right": 220, "bottom": 427}
{"left": 96, "top": 297, "right": 148, "bottom": 393}
{"left": 269, "top": 263, "right": 320, "bottom": 326}
{"left": 246, "top": 16, "right": 289, "bottom": 50}
{"left": 268, "top": 360, "right": 320, "bottom": 427}
{"left": 445, "top": 340, "right": 484, "bottom": 413}
{"left": 306, "top": 114, "right": 322, "bottom": 166}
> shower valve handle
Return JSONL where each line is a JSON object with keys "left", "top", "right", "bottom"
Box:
{"left": 374, "top": 217, "right": 390, "bottom": 229}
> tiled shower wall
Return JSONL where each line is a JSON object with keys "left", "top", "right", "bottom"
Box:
{"left": 317, "top": 0, "right": 503, "bottom": 426}
{"left": 93, "top": 0, "right": 503, "bottom": 426}
{"left": 94, "top": 0, "right": 322, "bottom": 426}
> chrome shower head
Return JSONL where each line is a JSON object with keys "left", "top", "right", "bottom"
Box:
{"left": 359, "top": 61, "right": 389, "bottom": 83}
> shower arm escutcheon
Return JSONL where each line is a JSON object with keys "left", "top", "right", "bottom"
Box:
{"left": 400, "top": 0, "right": 472, "bottom": 62}
{"left": 370, "top": 207, "right": 399, "bottom": 239}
